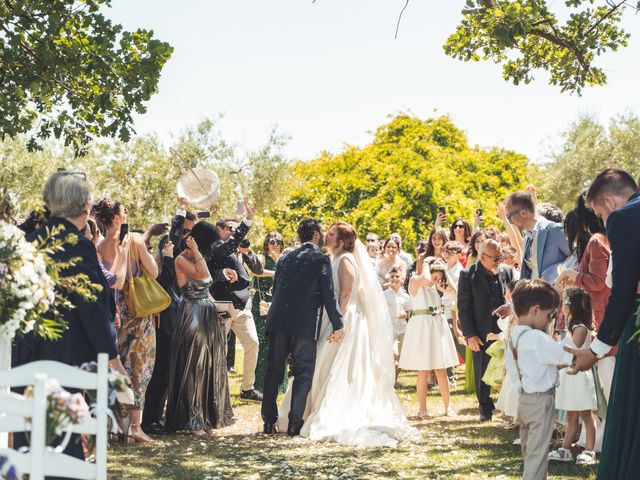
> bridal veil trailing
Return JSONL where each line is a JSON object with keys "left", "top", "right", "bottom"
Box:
{"left": 277, "top": 240, "right": 420, "bottom": 447}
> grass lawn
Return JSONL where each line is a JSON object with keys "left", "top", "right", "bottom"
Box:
{"left": 108, "top": 358, "right": 597, "bottom": 480}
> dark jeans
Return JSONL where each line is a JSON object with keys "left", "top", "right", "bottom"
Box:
{"left": 261, "top": 332, "right": 316, "bottom": 426}
{"left": 472, "top": 341, "right": 495, "bottom": 418}
{"left": 142, "top": 332, "right": 172, "bottom": 426}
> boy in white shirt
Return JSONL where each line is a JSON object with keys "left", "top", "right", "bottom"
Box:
{"left": 384, "top": 266, "right": 411, "bottom": 379}
{"left": 506, "top": 279, "right": 572, "bottom": 480}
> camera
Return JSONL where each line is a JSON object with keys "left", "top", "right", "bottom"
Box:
{"left": 438, "top": 206, "right": 446, "bottom": 215}
{"left": 239, "top": 239, "right": 251, "bottom": 249}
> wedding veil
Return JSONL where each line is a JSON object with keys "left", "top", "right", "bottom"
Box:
{"left": 353, "top": 239, "right": 397, "bottom": 391}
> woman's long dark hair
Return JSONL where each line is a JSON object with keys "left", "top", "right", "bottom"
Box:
{"left": 426, "top": 228, "right": 449, "bottom": 258}
{"left": 469, "top": 230, "right": 487, "bottom": 258}
{"left": 449, "top": 218, "right": 472, "bottom": 244}
{"left": 564, "top": 287, "right": 594, "bottom": 331}
{"left": 565, "top": 194, "right": 606, "bottom": 262}
{"left": 189, "top": 221, "right": 219, "bottom": 257}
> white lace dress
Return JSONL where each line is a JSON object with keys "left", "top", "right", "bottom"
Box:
{"left": 277, "top": 250, "right": 420, "bottom": 447}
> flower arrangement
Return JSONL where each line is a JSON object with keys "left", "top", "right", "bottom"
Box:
{"left": 0, "top": 185, "right": 100, "bottom": 342}
{"left": 23, "top": 379, "right": 91, "bottom": 448}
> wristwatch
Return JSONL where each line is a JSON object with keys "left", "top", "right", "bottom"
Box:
{"left": 589, "top": 347, "right": 605, "bottom": 360}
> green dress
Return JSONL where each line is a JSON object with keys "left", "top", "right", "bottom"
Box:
{"left": 252, "top": 256, "right": 288, "bottom": 393}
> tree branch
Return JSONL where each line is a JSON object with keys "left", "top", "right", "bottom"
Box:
{"left": 584, "top": 1, "right": 626, "bottom": 37}
{"left": 395, "top": 0, "right": 410, "bottom": 39}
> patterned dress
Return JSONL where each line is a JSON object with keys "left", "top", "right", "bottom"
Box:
{"left": 252, "top": 256, "right": 288, "bottom": 393}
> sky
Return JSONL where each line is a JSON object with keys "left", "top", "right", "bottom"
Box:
{"left": 107, "top": 0, "right": 640, "bottom": 164}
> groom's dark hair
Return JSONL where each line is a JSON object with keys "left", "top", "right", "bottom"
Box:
{"left": 298, "top": 218, "right": 323, "bottom": 243}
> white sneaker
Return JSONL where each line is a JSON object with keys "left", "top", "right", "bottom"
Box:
{"left": 576, "top": 450, "right": 597, "bottom": 465}
{"left": 548, "top": 447, "right": 573, "bottom": 462}
{"left": 445, "top": 407, "right": 458, "bottom": 417}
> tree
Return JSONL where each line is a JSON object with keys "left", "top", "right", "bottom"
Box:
{"left": 537, "top": 113, "right": 640, "bottom": 211}
{"left": 265, "top": 114, "right": 531, "bottom": 249}
{"left": 0, "top": 0, "right": 173, "bottom": 154}
{"left": 444, "top": 1, "right": 638, "bottom": 94}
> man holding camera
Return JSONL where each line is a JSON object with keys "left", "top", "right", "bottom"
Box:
{"left": 208, "top": 201, "right": 264, "bottom": 401}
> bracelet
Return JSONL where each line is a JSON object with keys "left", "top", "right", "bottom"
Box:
{"left": 194, "top": 256, "right": 204, "bottom": 263}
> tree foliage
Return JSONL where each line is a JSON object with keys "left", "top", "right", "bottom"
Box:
{"left": 0, "top": 0, "right": 173, "bottom": 154}
{"left": 538, "top": 113, "right": 640, "bottom": 211}
{"left": 265, "top": 115, "right": 531, "bottom": 249}
{"left": 444, "top": 1, "right": 638, "bottom": 94}
{"left": 1, "top": 118, "right": 292, "bottom": 245}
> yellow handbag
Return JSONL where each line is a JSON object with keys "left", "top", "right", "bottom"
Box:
{"left": 123, "top": 244, "right": 171, "bottom": 318}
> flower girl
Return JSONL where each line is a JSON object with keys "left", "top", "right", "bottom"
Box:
{"left": 549, "top": 288, "right": 598, "bottom": 465}
{"left": 399, "top": 256, "right": 459, "bottom": 418}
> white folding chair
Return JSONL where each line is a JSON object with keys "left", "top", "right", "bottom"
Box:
{"left": 0, "top": 353, "right": 109, "bottom": 480}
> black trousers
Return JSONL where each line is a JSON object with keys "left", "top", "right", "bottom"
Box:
{"left": 142, "top": 333, "right": 172, "bottom": 426}
{"left": 261, "top": 332, "right": 316, "bottom": 426}
{"left": 226, "top": 330, "right": 236, "bottom": 370}
{"left": 472, "top": 341, "right": 495, "bottom": 418}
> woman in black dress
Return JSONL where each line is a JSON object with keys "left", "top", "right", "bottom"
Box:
{"left": 165, "top": 222, "right": 234, "bottom": 436}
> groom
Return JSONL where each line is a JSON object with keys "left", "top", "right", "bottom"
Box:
{"left": 261, "top": 218, "right": 344, "bottom": 435}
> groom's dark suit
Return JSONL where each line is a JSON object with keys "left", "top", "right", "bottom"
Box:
{"left": 261, "top": 242, "right": 343, "bottom": 430}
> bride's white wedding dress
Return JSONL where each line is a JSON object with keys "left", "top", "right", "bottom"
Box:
{"left": 276, "top": 240, "right": 420, "bottom": 447}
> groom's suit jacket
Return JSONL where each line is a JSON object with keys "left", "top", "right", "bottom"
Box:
{"left": 266, "top": 242, "right": 343, "bottom": 341}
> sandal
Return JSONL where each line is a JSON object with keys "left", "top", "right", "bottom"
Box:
{"left": 576, "top": 450, "right": 597, "bottom": 465}
{"left": 548, "top": 447, "right": 573, "bottom": 462}
{"left": 416, "top": 411, "right": 431, "bottom": 420}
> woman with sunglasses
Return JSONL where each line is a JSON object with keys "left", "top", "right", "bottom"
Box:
{"left": 93, "top": 198, "right": 159, "bottom": 443}
{"left": 449, "top": 219, "right": 472, "bottom": 267}
{"left": 251, "top": 231, "right": 286, "bottom": 393}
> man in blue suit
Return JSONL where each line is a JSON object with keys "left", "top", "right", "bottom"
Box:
{"left": 261, "top": 218, "right": 344, "bottom": 436}
{"left": 505, "top": 190, "right": 569, "bottom": 283}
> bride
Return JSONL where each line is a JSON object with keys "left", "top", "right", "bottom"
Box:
{"left": 276, "top": 221, "right": 420, "bottom": 447}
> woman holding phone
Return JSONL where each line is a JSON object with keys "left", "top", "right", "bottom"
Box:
{"left": 165, "top": 222, "right": 235, "bottom": 435}
{"left": 93, "top": 199, "right": 159, "bottom": 443}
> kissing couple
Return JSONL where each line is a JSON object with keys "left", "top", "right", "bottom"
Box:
{"left": 260, "top": 219, "right": 419, "bottom": 447}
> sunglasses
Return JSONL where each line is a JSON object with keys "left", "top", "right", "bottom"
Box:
{"left": 453, "top": 224, "right": 465, "bottom": 229}
{"left": 366, "top": 238, "right": 377, "bottom": 243}
{"left": 482, "top": 253, "right": 504, "bottom": 262}
{"left": 268, "top": 239, "right": 283, "bottom": 245}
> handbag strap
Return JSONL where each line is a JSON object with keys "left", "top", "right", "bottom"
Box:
{"left": 128, "top": 242, "right": 143, "bottom": 279}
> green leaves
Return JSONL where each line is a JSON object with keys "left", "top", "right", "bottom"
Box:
{"left": 0, "top": 0, "right": 173, "bottom": 155}
{"left": 444, "top": 1, "right": 632, "bottom": 94}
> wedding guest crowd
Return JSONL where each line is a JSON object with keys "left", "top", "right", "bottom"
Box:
{"left": 10, "top": 166, "right": 640, "bottom": 480}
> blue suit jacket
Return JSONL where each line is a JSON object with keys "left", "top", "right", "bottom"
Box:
{"left": 521, "top": 217, "right": 570, "bottom": 283}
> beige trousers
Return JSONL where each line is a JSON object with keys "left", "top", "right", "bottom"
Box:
{"left": 518, "top": 390, "right": 555, "bottom": 480}
{"left": 227, "top": 306, "right": 259, "bottom": 392}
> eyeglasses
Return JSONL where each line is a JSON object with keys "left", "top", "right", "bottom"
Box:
{"left": 223, "top": 226, "right": 236, "bottom": 232}
{"left": 366, "top": 238, "right": 377, "bottom": 243}
{"left": 482, "top": 253, "right": 504, "bottom": 262}
{"left": 453, "top": 224, "right": 465, "bottom": 229}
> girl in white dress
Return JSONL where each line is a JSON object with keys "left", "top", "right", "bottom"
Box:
{"left": 276, "top": 222, "right": 419, "bottom": 447}
{"left": 399, "top": 256, "right": 460, "bottom": 418}
{"left": 549, "top": 288, "right": 598, "bottom": 465}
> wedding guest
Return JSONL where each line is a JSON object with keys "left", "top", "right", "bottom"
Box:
{"left": 458, "top": 239, "right": 514, "bottom": 421}
{"left": 399, "top": 257, "right": 460, "bottom": 417}
{"left": 94, "top": 198, "right": 159, "bottom": 443}
{"left": 505, "top": 190, "right": 569, "bottom": 283}
{"left": 505, "top": 280, "right": 569, "bottom": 480}
{"left": 142, "top": 236, "right": 180, "bottom": 435}
{"left": 377, "top": 238, "right": 407, "bottom": 290}
{"left": 566, "top": 169, "right": 640, "bottom": 479}
{"left": 251, "top": 231, "right": 285, "bottom": 393}
{"left": 537, "top": 202, "right": 565, "bottom": 224}
{"left": 556, "top": 196, "right": 610, "bottom": 327}
{"left": 449, "top": 218, "right": 472, "bottom": 267}
{"left": 425, "top": 228, "right": 449, "bottom": 259}
{"left": 169, "top": 197, "right": 197, "bottom": 256}
{"left": 390, "top": 232, "right": 413, "bottom": 267}
{"left": 403, "top": 239, "right": 429, "bottom": 292}
{"left": 549, "top": 288, "right": 597, "bottom": 465}
{"left": 208, "top": 202, "right": 263, "bottom": 401}
{"left": 367, "top": 242, "right": 382, "bottom": 268}
{"left": 467, "top": 230, "right": 487, "bottom": 266}
{"left": 502, "top": 246, "right": 521, "bottom": 279}
{"left": 166, "top": 222, "right": 235, "bottom": 435}
{"left": 13, "top": 171, "right": 127, "bottom": 469}
{"left": 384, "top": 265, "right": 411, "bottom": 381}
{"left": 442, "top": 241, "right": 466, "bottom": 380}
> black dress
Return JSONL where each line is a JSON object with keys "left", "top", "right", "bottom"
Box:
{"left": 165, "top": 278, "right": 234, "bottom": 430}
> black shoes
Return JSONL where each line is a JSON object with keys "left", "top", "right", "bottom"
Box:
{"left": 141, "top": 422, "right": 171, "bottom": 436}
{"left": 263, "top": 422, "right": 277, "bottom": 434}
{"left": 479, "top": 414, "right": 493, "bottom": 422}
{"left": 287, "top": 422, "right": 303, "bottom": 437}
{"left": 240, "top": 389, "right": 264, "bottom": 402}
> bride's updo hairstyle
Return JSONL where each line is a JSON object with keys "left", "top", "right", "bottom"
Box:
{"left": 331, "top": 221, "right": 357, "bottom": 252}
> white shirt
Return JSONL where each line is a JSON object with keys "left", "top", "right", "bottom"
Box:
{"left": 442, "top": 261, "right": 463, "bottom": 319}
{"left": 505, "top": 325, "right": 573, "bottom": 394}
{"left": 384, "top": 288, "right": 411, "bottom": 336}
{"left": 398, "top": 251, "right": 413, "bottom": 269}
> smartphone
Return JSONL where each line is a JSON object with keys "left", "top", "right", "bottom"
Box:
{"left": 119, "top": 223, "right": 129, "bottom": 244}
{"left": 438, "top": 206, "right": 446, "bottom": 215}
{"left": 197, "top": 211, "right": 211, "bottom": 218}
{"left": 476, "top": 208, "right": 483, "bottom": 217}
{"left": 236, "top": 199, "right": 245, "bottom": 216}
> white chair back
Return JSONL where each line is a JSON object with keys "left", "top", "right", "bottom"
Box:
{"left": 0, "top": 354, "right": 109, "bottom": 480}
